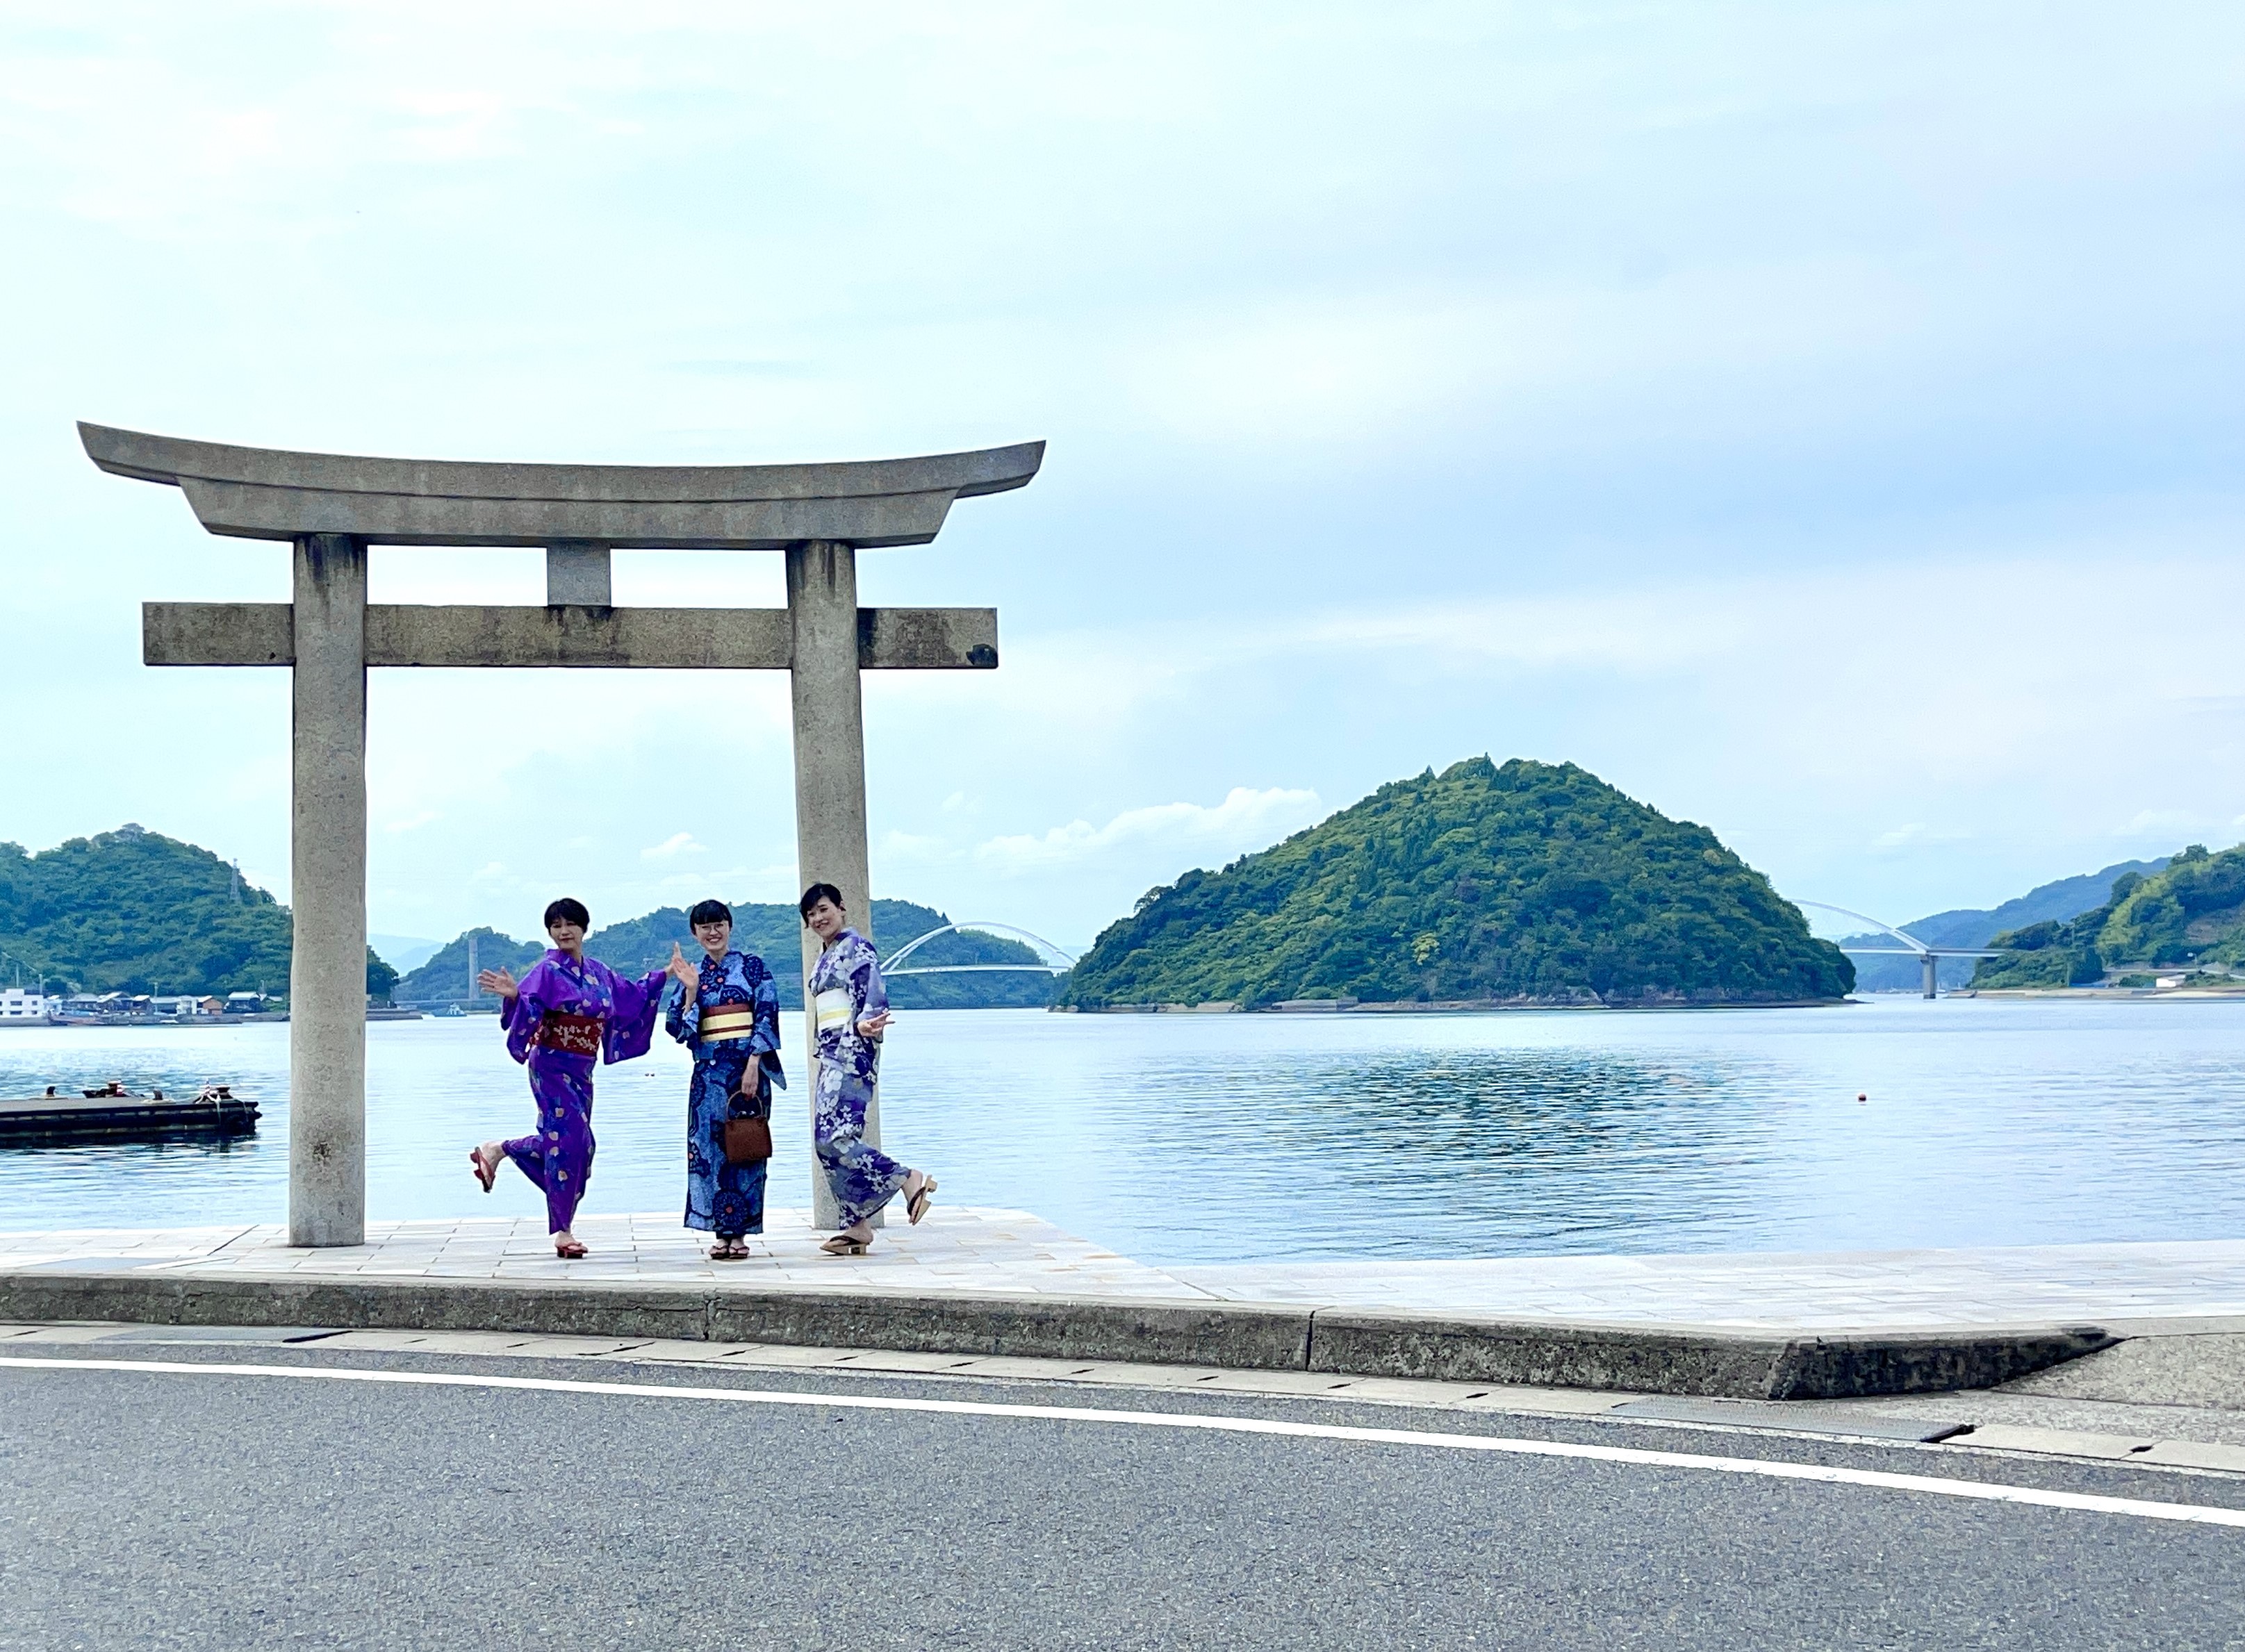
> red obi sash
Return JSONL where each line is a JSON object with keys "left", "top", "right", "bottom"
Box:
{"left": 535, "top": 1011, "right": 603, "bottom": 1056}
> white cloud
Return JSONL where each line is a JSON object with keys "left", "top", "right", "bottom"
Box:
{"left": 2119, "top": 810, "right": 2206, "bottom": 839}
{"left": 880, "top": 830, "right": 953, "bottom": 864}
{"left": 641, "top": 832, "right": 705, "bottom": 861}
{"left": 1871, "top": 823, "right": 1973, "bottom": 854}
{"left": 976, "top": 786, "right": 1323, "bottom": 874}
{"left": 383, "top": 809, "right": 439, "bottom": 834}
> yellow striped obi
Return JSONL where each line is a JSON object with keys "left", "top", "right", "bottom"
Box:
{"left": 814, "top": 988, "right": 853, "bottom": 1040}
{"left": 697, "top": 1002, "right": 762, "bottom": 1043}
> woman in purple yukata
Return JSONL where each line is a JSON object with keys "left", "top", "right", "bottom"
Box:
{"left": 801, "top": 882, "right": 937, "bottom": 1255}
{"left": 466, "top": 898, "right": 671, "bottom": 1259}
{"left": 664, "top": 898, "right": 784, "bottom": 1261}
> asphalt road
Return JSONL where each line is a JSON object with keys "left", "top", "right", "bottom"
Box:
{"left": 3, "top": 1345, "right": 2244, "bottom": 1650}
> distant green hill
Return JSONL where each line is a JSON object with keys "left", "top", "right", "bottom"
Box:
{"left": 395, "top": 899, "right": 1054, "bottom": 1010}
{"left": 391, "top": 927, "right": 547, "bottom": 1004}
{"left": 1973, "top": 843, "right": 2245, "bottom": 986}
{"left": 0, "top": 824, "right": 395, "bottom": 998}
{"left": 1836, "top": 857, "right": 2170, "bottom": 993}
{"left": 1059, "top": 757, "right": 1852, "bottom": 1008}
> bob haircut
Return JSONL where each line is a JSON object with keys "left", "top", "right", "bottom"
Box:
{"left": 688, "top": 898, "right": 732, "bottom": 929}
{"left": 798, "top": 882, "right": 846, "bottom": 920}
{"left": 543, "top": 897, "right": 591, "bottom": 932}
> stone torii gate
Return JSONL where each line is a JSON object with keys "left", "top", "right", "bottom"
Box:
{"left": 81, "top": 421, "right": 1042, "bottom": 1245}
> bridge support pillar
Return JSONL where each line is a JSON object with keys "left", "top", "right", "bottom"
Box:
{"left": 1922, "top": 952, "right": 1939, "bottom": 1000}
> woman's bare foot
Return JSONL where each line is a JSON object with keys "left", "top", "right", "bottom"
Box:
{"left": 554, "top": 1230, "right": 587, "bottom": 1259}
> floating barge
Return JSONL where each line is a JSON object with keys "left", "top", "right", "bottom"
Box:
{"left": 0, "top": 1084, "right": 258, "bottom": 1145}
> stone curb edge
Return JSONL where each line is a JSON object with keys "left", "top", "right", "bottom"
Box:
{"left": 0, "top": 1271, "right": 2114, "bottom": 1401}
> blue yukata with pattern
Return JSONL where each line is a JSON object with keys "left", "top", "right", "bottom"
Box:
{"left": 664, "top": 949, "right": 785, "bottom": 1239}
{"left": 498, "top": 950, "right": 667, "bottom": 1234}
{"left": 808, "top": 928, "right": 910, "bottom": 1228}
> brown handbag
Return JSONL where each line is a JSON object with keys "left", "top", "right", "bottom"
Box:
{"left": 721, "top": 1114, "right": 773, "bottom": 1164}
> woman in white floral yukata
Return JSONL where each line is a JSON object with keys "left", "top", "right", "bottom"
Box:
{"left": 800, "top": 882, "right": 936, "bottom": 1255}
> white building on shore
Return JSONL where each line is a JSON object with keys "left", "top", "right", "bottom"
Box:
{"left": 0, "top": 989, "right": 57, "bottom": 1023}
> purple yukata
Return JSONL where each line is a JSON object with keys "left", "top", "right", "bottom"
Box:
{"left": 498, "top": 950, "right": 667, "bottom": 1234}
{"left": 808, "top": 928, "right": 909, "bottom": 1227}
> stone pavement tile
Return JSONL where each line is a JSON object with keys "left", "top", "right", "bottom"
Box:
{"left": 318, "top": 1330, "right": 452, "bottom": 1351}
{"left": 938, "top": 1355, "right": 1111, "bottom": 1380}
{"left": 1962, "top": 1423, "right": 2159, "bottom": 1460}
{"left": 0, "top": 1323, "right": 131, "bottom": 1344}
{"left": 1046, "top": 1362, "right": 1228, "bottom": 1391}
{"left": 816, "top": 1349, "right": 997, "bottom": 1375}
{"left": 2143, "top": 1439, "right": 2245, "bottom": 1472}
{"left": 1189, "top": 1370, "right": 1374, "bottom": 1398}
{"left": 709, "top": 1344, "right": 866, "bottom": 1369}
{"left": 1451, "top": 1384, "right": 1640, "bottom": 1414}
{"left": 479, "top": 1336, "right": 657, "bottom": 1359}
{"left": 589, "top": 1339, "right": 762, "bottom": 1364}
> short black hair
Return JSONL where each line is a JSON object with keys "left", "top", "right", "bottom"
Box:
{"left": 688, "top": 898, "right": 732, "bottom": 928}
{"left": 798, "top": 882, "right": 846, "bottom": 920}
{"left": 543, "top": 897, "right": 591, "bottom": 931}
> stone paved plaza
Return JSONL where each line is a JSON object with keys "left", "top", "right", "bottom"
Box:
{"left": 6, "top": 1211, "right": 2245, "bottom": 1329}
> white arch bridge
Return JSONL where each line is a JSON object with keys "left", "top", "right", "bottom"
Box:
{"left": 882, "top": 922, "right": 1078, "bottom": 978}
{"left": 1795, "top": 901, "right": 2003, "bottom": 1000}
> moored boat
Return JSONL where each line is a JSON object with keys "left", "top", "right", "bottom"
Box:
{"left": 0, "top": 1082, "right": 259, "bottom": 1144}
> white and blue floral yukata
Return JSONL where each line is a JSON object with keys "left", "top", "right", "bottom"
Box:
{"left": 664, "top": 950, "right": 784, "bottom": 1241}
{"left": 808, "top": 928, "right": 910, "bottom": 1228}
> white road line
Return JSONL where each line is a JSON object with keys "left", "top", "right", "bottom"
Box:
{"left": 6, "top": 1355, "right": 2242, "bottom": 1530}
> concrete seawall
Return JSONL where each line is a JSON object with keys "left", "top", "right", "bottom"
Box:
{"left": 0, "top": 1269, "right": 2110, "bottom": 1401}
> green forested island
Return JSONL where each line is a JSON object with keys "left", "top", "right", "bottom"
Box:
{"left": 1059, "top": 757, "right": 1852, "bottom": 1008}
{"left": 1972, "top": 843, "right": 2245, "bottom": 987}
{"left": 0, "top": 825, "right": 394, "bottom": 998}
{"left": 395, "top": 899, "right": 1053, "bottom": 1010}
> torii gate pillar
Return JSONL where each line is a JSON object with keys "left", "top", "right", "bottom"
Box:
{"left": 84, "top": 423, "right": 1042, "bottom": 1245}
{"left": 291, "top": 533, "right": 371, "bottom": 1244}
{"left": 786, "top": 538, "right": 884, "bottom": 1223}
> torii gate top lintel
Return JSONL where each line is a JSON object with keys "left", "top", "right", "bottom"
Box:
{"left": 79, "top": 421, "right": 1045, "bottom": 550}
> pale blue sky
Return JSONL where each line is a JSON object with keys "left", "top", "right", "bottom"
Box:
{"left": 3, "top": 3, "right": 2241, "bottom": 952}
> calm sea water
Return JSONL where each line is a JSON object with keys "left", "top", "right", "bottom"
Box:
{"left": 1, "top": 998, "right": 2239, "bottom": 1264}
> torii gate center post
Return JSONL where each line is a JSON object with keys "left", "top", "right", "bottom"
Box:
{"left": 82, "top": 422, "right": 1044, "bottom": 1244}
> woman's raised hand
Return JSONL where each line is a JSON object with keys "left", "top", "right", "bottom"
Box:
{"left": 667, "top": 942, "right": 701, "bottom": 992}
{"left": 477, "top": 966, "right": 518, "bottom": 1000}
{"left": 857, "top": 1009, "right": 893, "bottom": 1040}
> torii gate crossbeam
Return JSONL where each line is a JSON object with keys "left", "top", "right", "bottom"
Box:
{"left": 84, "top": 421, "right": 1042, "bottom": 1243}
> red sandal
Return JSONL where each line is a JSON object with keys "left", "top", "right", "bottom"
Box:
{"left": 469, "top": 1147, "right": 496, "bottom": 1193}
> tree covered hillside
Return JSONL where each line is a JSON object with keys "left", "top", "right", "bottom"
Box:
{"left": 391, "top": 927, "right": 547, "bottom": 1002}
{"left": 0, "top": 824, "right": 395, "bottom": 998}
{"left": 1837, "top": 857, "right": 2167, "bottom": 993}
{"left": 1060, "top": 758, "right": 1852, "bottom": 1008}
{"left": 1973, "top": 843, "right": 2245, "bottom": 986}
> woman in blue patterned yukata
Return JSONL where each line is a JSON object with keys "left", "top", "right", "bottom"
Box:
{"left": 801, "top": 882, "right": 936, "bottom": 1256}
{"left": 664, "top": 898, "right": 784, "bottom": 1261}
{"left": 466, "top": 897, "right": 672, "bottom": 1259}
